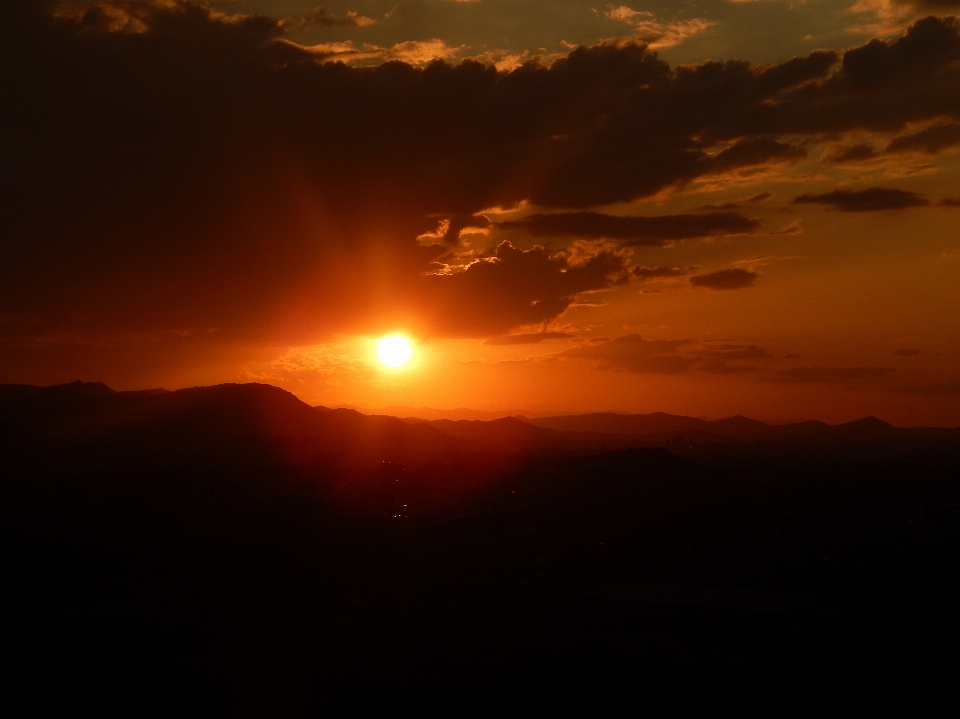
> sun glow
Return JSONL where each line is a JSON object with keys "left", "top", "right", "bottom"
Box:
{"left": 377, "top": 335, "right": 413, "bottom": 368}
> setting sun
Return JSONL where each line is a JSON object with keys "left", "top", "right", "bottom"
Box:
{"left": 377, "top": 335, "right": 412, "bottom": 368}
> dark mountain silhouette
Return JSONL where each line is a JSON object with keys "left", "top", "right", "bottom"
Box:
{"left": 334, "top": 404, "right": 549, "bottom": 421}
{"left": 521, "top": 411, "right": 706, "bottom": 436}
{"left": 4, "top": 383, "right": 958, "bottom": 465}
{"left": 0, "top": 381, "right": 473, "bottom": 465}
{"left": 420, "top": 416, "right": 631, "bottom": 454}
{"left": 835, "top": 416, "right": 900, "bottom": 436}
{"left": 525, "top": 409, "right": 960, "bottom": 443}
{"left": 428, "top": 416, "right": 562, "bottom": 444}
{"left": 3, "top": 380, "right": 960, "bottom": 711}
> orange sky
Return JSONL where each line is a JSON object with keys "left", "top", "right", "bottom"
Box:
{"left": 3, "top": 2, "right": 960, "bottom": 425}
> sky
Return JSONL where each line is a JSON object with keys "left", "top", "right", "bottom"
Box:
{"left": 3, "top": 0, "right": 960, "bottom": 424}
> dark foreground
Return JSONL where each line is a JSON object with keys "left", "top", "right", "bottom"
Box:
{"left": 3, "top": 383, "right": 959, "bottom": 712}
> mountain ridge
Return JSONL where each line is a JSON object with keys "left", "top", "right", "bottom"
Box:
{"left": 2, "top": 382, "right": 958, "bottom": 459}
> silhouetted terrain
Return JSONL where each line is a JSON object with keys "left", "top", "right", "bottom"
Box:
{"left": 527, "top": 410, "right": 960, "bottom": 443}
{"left": 3, "top": 382, "right": 959, "bottom": 712}
{"left": 335, "top": 404, "right": 550, "bottom": 421}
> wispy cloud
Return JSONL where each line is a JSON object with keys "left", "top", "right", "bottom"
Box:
{"left": 304, "top": 38, "right": 461, "bottom": 65}
{"left": 689, "top": 268, "right": 759, "bottom": 291}
{"left": 295, "top": 7, "right": 376, "bottom": 29}
{"left": 604, "top": 6, "right": 715, "bottom": 48}
{"left": 774, "top": 366, "right": 896, "bottom": 382}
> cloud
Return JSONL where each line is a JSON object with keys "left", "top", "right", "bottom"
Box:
{"left": 699, "top": 202, "right": 742, "bottom": 211}
{"left": 420, "top": 241, "right": 630, "bottom": 337}
{"left": 902, "top": 0, "right": 960, "bottom": 9}
{"left": 243, "top": 344, "right": 375, "bottom": 387}
{"left": 892, "top": 348, "right": 921, "bottom": 356}
{"left": 711, "top": 137, "right": 806, "bottom": 172}
{"left": 702, "top": 344, "right": 774, "bottom": 360}
{"left": 5, "top": 5, "right": 960, "bottom": 372}
{"left": 605, "top": 7, "right": 715, "bottom": 49}
{"left": 632, "top": 265, "right": 698, "bottom": 281}
{"left": 383, "top": 39, "right": 462, "bottom": 64}
{"left": 689, "top": 269, "right": 759, "bottom": 290}
{"left": 698, "top": 362, "right": 759, "bottom": 374}
{"left": 774, "top": 366, "right": 896, "bottom": 382}
{"left": 694, "top": 343, "right": 773, "bottom": 373}
{"left": 825, "top": 123, "right": 960, "bottom": 163}
{"left": 559, "top": 334, "right": 694, "bottom": 373}
{"left": 483, "top": 332, "right": 577, "bottom": 345}
{"left": 823, "top": 143, "right": 880, "bottom": 163}
{"left": 557, "top": 334, "right": 775, "bottom": 374}
{"left": 605, "top": 6, "right": 653, "bottom": 22}
{"left": 298, "top": 7, "right": 376, "bottom": 29}
{"left": 886, "top": 122, "right": 960, "bottom": 154}
{"left": 848, "top": 0, "right": 960, "bottom": 37}
{"left": 418, "top": 214, "right": 492, "bottom": 245}
{"left": 793, "top": 187, "right": 929, "bottom": 211}
{"left": 304, "top": 38, "right": 461, "bottom": 65}
{"left": 890, "top": 381, "right": 960, "bottom": 395}
{"left": 500, "top": 212, "right": 762, "bottom": 245}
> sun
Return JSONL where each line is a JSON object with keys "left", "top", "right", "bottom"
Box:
{"left": 377, "top": 334, "right": 412, "bottom": 368}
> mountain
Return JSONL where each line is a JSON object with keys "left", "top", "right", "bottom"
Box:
{"left": 0, "top": 381, "right": 469, "bottom": 466}
{"left": 4, "top": 381, "right": 960, "bottom": 710}
{"left": 421, "top": 416, "right": 611, "bottom": 454}
{"left": 527, "top": 411, "right": 707, "bottom": 436}
{"left": 525, "top": 410, "right": 960, "bottom": 442}
{"left": 333, "top": 404, "right": 551, "bottom": 421}
{"left": 3, "top": 383, "right": 958, "bottom": 469}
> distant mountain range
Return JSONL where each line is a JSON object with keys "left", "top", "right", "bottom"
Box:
{"left": 331, "top": 404, "right": 557, "bottom": 421}
{"left": 523, "top": 411, "right": 960, "bottom": 441}
{"left": 2, "top": 382, "right": 958, "bottom": 467}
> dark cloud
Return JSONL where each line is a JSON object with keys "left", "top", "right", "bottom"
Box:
{"left": 894, "top": 0, "right": 960, "bottom": 11}
{"left": 793, "top": 187, "right": 929, "bottom": 211}
{"left": 702, "top": 344, "right": 774, "bottom": 360}
{"left": 557, "top": 334, "right": 774, "bottom": 374}
{"left": 483, "top": 332, "right": 576, "bottom": 345}
{"left": 891, "top": 381, "right": 960, "bottom": 396}
{"left": 559, "top": 334, "right": 693, "bottom": 374}
{"left": 753, "top": 50, "right": 841, "bottom": 94}
{"left": 695, "top": 343, "right": 773, "bottom": 373}
{"left": 698, "top": 202, "right": 742, "bottom": 210}
{"left": 689, "top": 269, "right": 759, "bottom": 290}
{"left": 4, "top": 4, "right": 960, "bottom": 368}
{"left": 825, "top": 123, "right": 960, "bottom": 163}
{"left": 298, "top": 7, "right": 376, "bottom": 29}
{"left": 823, "top": 144, "right": 880, "bottom": 163}
{"left": 893, "top": 348, "right": 921, "bottom": 356}
{"left": 698, "top": 362, "right": 758, "bottom": 374}
{"left": 937, "top": 197, "right": 960, "bottom": 206}
{"left": 775, "top": 366, "right": 896, "bottom": 382}
{"left": 886, "top": 122, "right": 960, "bottom": 154}
{"left": 418, "top": 241, "right": 629, "bottom": 337}
{"left": 711, "top": 137, "right": 806, "bottom": 172}
{"left": 500, "top": 212, "right": 761, "bottom": 245}
{"left": 632, "top": 265, "right": 698, "bottom": 280}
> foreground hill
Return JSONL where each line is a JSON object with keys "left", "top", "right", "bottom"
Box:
{"left": 0, "top": 381, "right": 473, "bottom": 466}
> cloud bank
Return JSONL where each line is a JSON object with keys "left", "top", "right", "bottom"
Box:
{"left": 4, "top": 3, "right": 960, "bottom": 365}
